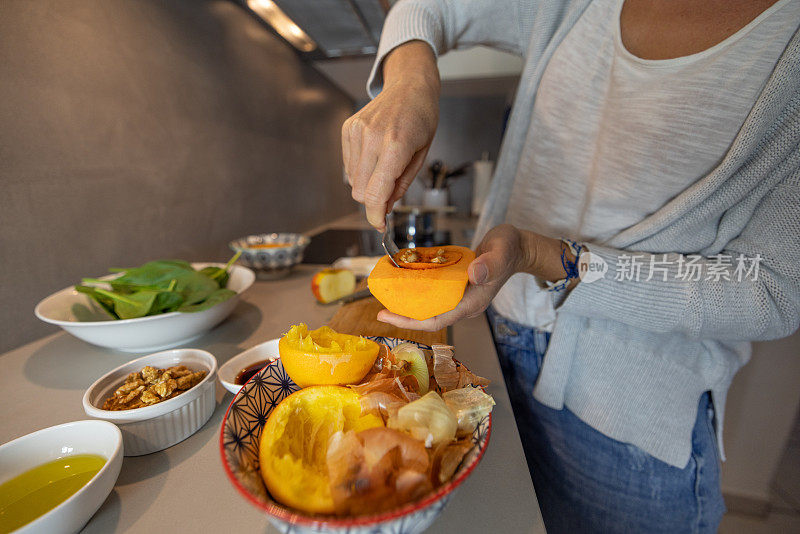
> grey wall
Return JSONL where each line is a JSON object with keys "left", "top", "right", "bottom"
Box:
{"left": 0, "top": 0, "right": 357, "bottom": 352}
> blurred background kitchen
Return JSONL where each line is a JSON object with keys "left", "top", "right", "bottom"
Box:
{"left": 1, "top": 1, "right": 798, "bottom": 531}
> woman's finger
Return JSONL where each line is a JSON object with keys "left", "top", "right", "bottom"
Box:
{"left": 387, "top": 145, "right": 429, "bottom": 208}
{"left": 376, "top": 310, "right": 447, "bottom": 332}
{"left": 347, "top": 118, "right": 364, "bottom": 193}
{"left": 341, "top": 120, "right": 352, "bottom": 185}
{"left": 364, "top": 140, "right": 415, "bottom": 229}
{"left": 351, "top": 133, "right": 380, "bottom": 203}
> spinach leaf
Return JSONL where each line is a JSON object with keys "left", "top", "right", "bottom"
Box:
{"left": 81, "top": 278, "right": 164, "bottom": 293}
{"left": 198, "top": 266, "right": 227, "bottom": 287}
{"left": 177, "top": 288, "right": 236, "bottom": 313}
{"left": 197, "top": 252, "right": 241, "bottom": 289}
{"left": 71, "top": 303, "right": 113, "bottom": 321}
{"left": 111, "top": 261, "right": 196, "bottom": 288}
{"left": 75, "top": 284, "right": 119, "bottom": 319}
{"left": 174, "top": 270, "right": 218, "bottom": 305}
{"left": 151, "top": 290, "right": 184, "bottom": 314}
{"left": 94, "top": 288, "right": 160, "bottom": 319}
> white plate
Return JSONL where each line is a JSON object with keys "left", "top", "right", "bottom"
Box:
{"left": 34, "top": 263, "right": 255, "bottom": 353}
{"left": 331, "top": 256, "right": 380, "bottom": 278}
{"left": 218, "top": 338, "right": 280, "bottom": 394}
{"left": 0, "top": 420, "right": 123, "bottom": 534}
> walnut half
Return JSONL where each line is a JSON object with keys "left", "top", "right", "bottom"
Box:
{"left": 398, "top": 249, "right": 419, "bottom": 263}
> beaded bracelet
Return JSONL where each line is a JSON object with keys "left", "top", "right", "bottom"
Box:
{"left": 545, "top": 238, "right": 584, "bottom": 292}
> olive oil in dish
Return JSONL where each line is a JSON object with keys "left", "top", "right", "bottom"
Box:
{"left": 0, "top": 454, "right": 106, "bottom": 532}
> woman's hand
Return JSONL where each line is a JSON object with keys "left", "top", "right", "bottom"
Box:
{"left": 376, "top": 225, "right": 578, "bottom": 331}
{"left": 377, "top": 225, "right": 529, "bottom": 331}
{"left": 342, "top": 41, "right": 440, "bottom": 231}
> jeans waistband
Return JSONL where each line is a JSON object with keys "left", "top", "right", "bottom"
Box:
{"left": 486, "top": 306, "right": 551, "bottom": 354}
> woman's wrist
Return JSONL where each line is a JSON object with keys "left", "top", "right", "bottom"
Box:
{"left": 516, "top": 230, "right": 580, "bottom": 288}
{"left": 383, "top": 41, "right": 440, "bottom": 95}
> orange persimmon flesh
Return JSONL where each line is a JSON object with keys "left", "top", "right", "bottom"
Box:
{"left": 368, "top": 245, "right": 475, "bottom": 321}
{"left": 258, "top": 386, "right": 384, "bottom": 514}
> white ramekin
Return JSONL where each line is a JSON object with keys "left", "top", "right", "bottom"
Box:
{"left": 82, "top": 349, "right": 217, "bottom": 456}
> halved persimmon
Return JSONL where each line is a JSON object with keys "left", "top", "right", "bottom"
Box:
{"left": 368, "top": 245, "right": 475, "bottom": 321}
{"left": 258, "top": 386, "right": 384, "bottom": 515}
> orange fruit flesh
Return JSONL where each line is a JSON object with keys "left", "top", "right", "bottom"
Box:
{"left": 279, "top": 324, "right": 380, "bottom": 388}
{"left": 368, "top": 246, "right": 475, "bottom": 321}
{"left": 259, "top": 386, "right": 384, "bottom": 515}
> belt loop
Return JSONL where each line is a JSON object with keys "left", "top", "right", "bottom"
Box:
{"left": 496, "top": 322, "right": 518, "bottom": 337}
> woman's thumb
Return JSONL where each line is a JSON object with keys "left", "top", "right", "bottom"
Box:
{"left": 469, "top": 225, "right": 519, "bottom": 285}
{"left": 469, "top": 260, "right": 490, "bottom": 285}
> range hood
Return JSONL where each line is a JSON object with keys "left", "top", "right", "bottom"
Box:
{"left": 245, "top": 0, "right": 391, "bottom": 58}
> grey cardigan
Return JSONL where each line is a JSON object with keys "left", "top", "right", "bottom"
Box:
{"left": 368, "top": 0, "right": 800, "bottom": 467}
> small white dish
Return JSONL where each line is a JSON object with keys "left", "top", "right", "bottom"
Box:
{"left": 35, "top": 263, "right": 255, "bottom": 353}
{"left": 83, "top": 349, "right": 217, "bottom": 456}
{"left": 331, "top": 256, "right": 380, "bottom": 278}
{"left": 0, "top": 420, "right": 123, "bottom": 534}
{"left": 218, "top": 338, "right": 280, "bottom": 394}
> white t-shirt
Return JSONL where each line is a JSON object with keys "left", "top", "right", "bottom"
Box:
{"left": 493, "top": 0, "right": 800, "bottom": 330}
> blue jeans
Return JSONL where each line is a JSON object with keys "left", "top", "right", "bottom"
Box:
{"left": 486, "top": 307, "right": 725, "bottom": 533}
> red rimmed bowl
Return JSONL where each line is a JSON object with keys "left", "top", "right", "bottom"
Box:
{"left": 219, "top": 337, "right": 491, "bottom": 534}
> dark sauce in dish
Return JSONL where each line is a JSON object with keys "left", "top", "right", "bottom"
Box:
{"left": 234, "top": 359, "right": 272, "bottom": 385}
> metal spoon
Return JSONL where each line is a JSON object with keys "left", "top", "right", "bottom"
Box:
{"left": 381, "top": 214, "right": 401, "bottom": 268}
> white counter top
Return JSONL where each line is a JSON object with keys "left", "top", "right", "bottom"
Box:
{"left": 0, "top": 264, "right": 545, "bottom": 533}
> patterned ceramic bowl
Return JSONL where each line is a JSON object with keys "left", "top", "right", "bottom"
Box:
{"left": 229, "top": 233, "right": 310, "bottom": 280}
{"left": 219, "top": 337, "right": 491, "bottom": 534}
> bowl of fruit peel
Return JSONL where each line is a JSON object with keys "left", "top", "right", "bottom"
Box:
{"left": 219, "top": 325, "right": 494, "bottom": 534}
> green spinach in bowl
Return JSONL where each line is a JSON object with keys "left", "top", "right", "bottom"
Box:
{"left": 75, "top": 253, "right": 240, "bottom": 320}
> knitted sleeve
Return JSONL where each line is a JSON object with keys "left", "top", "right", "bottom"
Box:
{"left": 366, "top": 0, "right": 536, "bottom": 97}
{"left": 558, "top": 176, "right": 800, "bottom": 341}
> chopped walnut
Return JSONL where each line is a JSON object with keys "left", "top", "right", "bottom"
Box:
{"left": 140, "top": 390, "right": 161, "bottom": 405}
{"left": 115, "top": 379, "right": 144, "bottom": 394}
{"left": 430, "top": 249, "right": 447, "bottom": 264}
{"left": 398, "top": 249, "right": 419, "bottom": 263}
{"left": 120, "top": 385, "right": 145, "bottom": 405}
{"left": 141, "top": 366, "right": 160, "bottom": 383}
{"left": 101, "top": 365, "right": 207, "bottom": 411}
{"left": 166, "top": 365, "right": 192, "bottom": 378}
{"left": 176, "top": 371, "right": 205, "bottom": 390}
{"left": 397, "top": 247, "right": 449, "bottom": 264}
{"left": 153, "top": 378, "right": 177, "bottom": 398}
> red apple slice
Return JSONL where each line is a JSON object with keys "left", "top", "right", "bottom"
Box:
{"left": 311, "top": 269, "right": 357, "bottom": 304}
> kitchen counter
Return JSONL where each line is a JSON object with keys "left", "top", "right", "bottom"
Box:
{"left": 0, "top": 263, "right": 545, "bottom": 533}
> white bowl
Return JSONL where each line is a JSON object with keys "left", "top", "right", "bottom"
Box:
{"left": 35, "top": 263, "right": 255, "bottom": 353}
{"left": 83, "top": 349, "right": 217, "bottom": 456}
{"left": 218, "top": 338, "right": 281, "bottom": 394}
{"left": 0, "top": 420, "right": 123, "bottom": 534}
